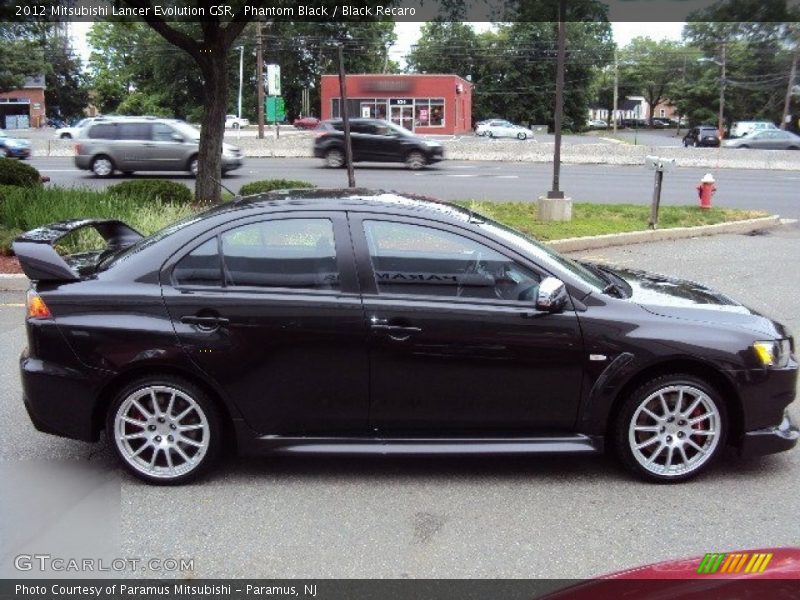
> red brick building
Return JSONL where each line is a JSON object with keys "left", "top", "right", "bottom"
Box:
{"left": 0, "top": 76, "right": 46, "bottom": 128}
{"left": 320, "top": 74, "right": 473, "bottom": 135}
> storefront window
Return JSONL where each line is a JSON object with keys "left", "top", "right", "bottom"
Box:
{"left": 429, "top": 100, "right": 444, "bottom": 127}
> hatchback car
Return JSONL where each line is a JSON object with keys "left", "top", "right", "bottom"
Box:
{"left": 74, "top": 117, "right": 244, "bottom": 177}
{"left": 14, "top": 190, "right": 797, "bottom": 485}
{"left": 313, "top": 119, "right": 443, "bottom": 169}
{"left": 683, "top": 126, "right": 721, "bottom": 147}
{"left": 0, "top": 130, "right": 31, "bottom": 158}
{"left": 482, "top": 121, "right": 535, "bottom": 140}
{"left": 723, "top": 129, "right": 800, "bottom": 150}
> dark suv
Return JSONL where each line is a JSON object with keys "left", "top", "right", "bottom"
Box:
{"left": 313, "top": 118, "right": 444, "bottom": 169}
{"left": 683, "top": 126, "right": 721, "bottom": 148}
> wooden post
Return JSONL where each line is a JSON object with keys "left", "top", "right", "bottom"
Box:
{"left": 338, "top": 44, "right": 355, "bottom": 188}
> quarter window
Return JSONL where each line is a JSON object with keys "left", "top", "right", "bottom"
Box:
{"left": 173, "top": 239, "right": 222, "bottom": 287}
{"left": 221, "top": 219, "right": 339, "bottom": 290}
{"left": 363, "top": 221, "right": 540, "bottom": 300}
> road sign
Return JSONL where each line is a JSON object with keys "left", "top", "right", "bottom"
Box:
{"left": 266, "top": 96, "right": 285, "bottom": 123}
{"left": 266, "top": 64, "right": 281, "bottom": 96}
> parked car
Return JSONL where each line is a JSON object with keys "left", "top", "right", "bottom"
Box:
{"left": 724, "top": 129, "right": 800, "bottom": 150}
{"left": 14, "top": 189, "right": 797, "bottom": 484}
{"left": 225, "top": 114, "right": 249, "bottom": 129}
{"left": 55, "top": 117, "right": 99, "bottom": 140}
{"left": 46, "top": 117, "right": 66, "bottom": 129}
{"left": 683, "top": 126, "right": 721, "bottom": 147}
{"left": 0, "top": 129, "right": 31, "bottom": 158}
{"left": 293, "top": 116, "right": 320, "bottom": 130}
{"left": 730, "top": 121, "right": 777, "bottom": 139}
{"left": 313, "top": 118, "right": 443, "bottom": 169}
{"left": 482, "top": 121, "right": 535, "bottom": 140}
{"left": 586, "top": 119, "right": 608, "bottom": 129}
{"left": 651, "top": 118, "right": 672, "bottom": 128}
{"left": 74, "top": 116, "right": 243, "bottom": 177}
{"left": 475, "top": 119, "right": 513, "bottom": 136}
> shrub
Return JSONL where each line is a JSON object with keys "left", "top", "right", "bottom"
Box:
{"left": 0, "top": 226, "right": 22, "bottom": 256}
{"left": 239, "top": 179, "right": 315, "bottom": 196}
{"left": 0, "top": 157, "right": 41, "bottom": 187}
{"left": 107, "top": 179, "right": 193, "bottom": 204}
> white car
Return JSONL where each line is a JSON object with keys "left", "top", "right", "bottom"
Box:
{"left": 54, "top": 117, "right": 99, "bottom": 140}
{"left": 475, "top": 119, "right": 512, "bottom": 136}
{"left": 587, "top": 119, "right": 608, "bottom": 129}
{"left": 483, "top": 121, "right": 535, "bottom": 140}
{"left": 729, "top": 121, "right": 777, "bottom": 139}
{"left": 225, "top": 115, "right": 250, "bottom": 129}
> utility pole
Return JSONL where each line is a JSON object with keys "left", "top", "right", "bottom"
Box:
{"left": 781, "top": 46, "right": 798, "bottom": 130}
{"left": 612, "top": 48, "right": 619, "bottom": 135}
{"left": 256, "top": 20, "right": 265, "bottom": 139}
{"left": 717, "top": 41, "right": 726, "bottom": 141}
{"left": 548, "top": 0, "right": 566, "bottom": 199}
{"left": 338, "top": 44, "right": 355, "bottom": 188}
{"left": 237, "top": 45, "right": 244, "bottom": 120}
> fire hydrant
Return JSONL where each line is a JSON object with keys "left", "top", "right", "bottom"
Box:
{"left": 697, "top": 173, "right": 716, "bottom": 209}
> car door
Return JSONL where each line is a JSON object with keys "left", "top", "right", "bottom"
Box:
{"left": 161, "top": 212, "right": 370, "bottom": 436}
{"left": 349, "top": 214, "right": 585, "bottom": 436}
{"left": 148, "top": 122, "right": 188, "bottom": 170}
{"left": 115, "top": 123, "right": 153, "bottom": 170}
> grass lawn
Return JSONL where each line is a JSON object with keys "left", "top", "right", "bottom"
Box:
{"left": 456, "top": 201, "right": 769, "bottom": 242}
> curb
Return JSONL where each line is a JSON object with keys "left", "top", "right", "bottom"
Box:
{"left": 0, "top": 216, "right": 784, "bottom": 292}
{"left": 547, "top": 215, "right": 781, "bottom": 252}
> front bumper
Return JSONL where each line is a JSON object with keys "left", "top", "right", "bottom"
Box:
{"left": 740, "top": 412, "right": 800, "bottom": 457}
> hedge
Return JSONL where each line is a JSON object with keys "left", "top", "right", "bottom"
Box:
{"left": 107, "top": 179, "right": 193, "bottom": 204}
{"left": 239, "top": 179, "right": 315, "bottom": 196}
{"left": 0, "top": 157, "right": 41, "bottom": 187}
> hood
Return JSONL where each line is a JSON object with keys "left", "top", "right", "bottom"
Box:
{"left": 600, "top": 264, "right": 790, "bottom": 339}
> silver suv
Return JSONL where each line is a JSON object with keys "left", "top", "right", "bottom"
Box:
{"left": 74, "top": 117, "right": 244, "bottom": 178}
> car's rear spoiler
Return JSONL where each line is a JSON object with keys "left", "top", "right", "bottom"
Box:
{"left": 12, "top": 219, "right": 143, "bottom": 281}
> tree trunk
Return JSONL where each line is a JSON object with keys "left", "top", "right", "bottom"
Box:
{"left": 196, "top": 52, "right": 227, "bottom": 204}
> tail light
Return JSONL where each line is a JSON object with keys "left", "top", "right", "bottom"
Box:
{"left": 26, "top": 290, "right": 52, "bottom": 319}
{"left": 74, "top": 143, "right": 82, "bottom": 155}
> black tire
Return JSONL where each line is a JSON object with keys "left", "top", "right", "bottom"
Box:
{"left": 517, "top": 132, "right": 527, "bottom": 140}
{"left": 122, "top": 171, "right": 134, "bottom": 176}
{"left": 487, "top": 131, "right": 494, "bottom": 138}
{"left": 739, "top": 145, "right": 750, "bottom": 149}
{"left": 405, "top": 151, "right": 426, "bottom": 170}
{"left": 106, "top": 375, "right": 221, "bottom": 485}
{"left": 613, "top": 373, "right": 727, "bottom": 483}
{"left": 187, "top": 155, "right": 199, "bottom": 177}
{"left": 60, "top": 133, "right": 72, "bottom": 140}
{"left": 683, "top": 139, "right": 689, "bottom": 147}
{"left": 325, "top": 148, "right": 345, "bottom": 168}
{"left": 91, "top": 155, "right": 114, "bottom": 178}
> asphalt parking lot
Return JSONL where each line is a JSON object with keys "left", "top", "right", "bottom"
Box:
{"left": 1, "top": 226, "right": 798, "bottom": 579}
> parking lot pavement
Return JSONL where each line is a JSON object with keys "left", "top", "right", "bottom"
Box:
{"left": 0, "top": 227, "right": 798, "bottom": 579}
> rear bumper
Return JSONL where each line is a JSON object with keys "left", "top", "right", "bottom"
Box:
{"left": 740, "top": 412, "right": 800, "bottom": 457}
{"left": 74, "top": 155, "right": 91, "bottom": 170}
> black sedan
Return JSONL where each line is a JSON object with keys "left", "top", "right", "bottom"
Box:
{"left": 14, "top": 190, "right": 798, "bottom": 484}
{"left": 683, "top": 126, "right": 721, "bottom": 147}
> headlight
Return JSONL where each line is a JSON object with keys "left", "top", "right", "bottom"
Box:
{"left": 753, "top": 339, "right": 792, "bottom": 368}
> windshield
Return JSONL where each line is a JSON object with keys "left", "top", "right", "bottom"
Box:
{"left": 476, "top": 215, "right": 606, "bottom": 292}
{"left": 385, "top": 121, "right": 414, "bottom": 137}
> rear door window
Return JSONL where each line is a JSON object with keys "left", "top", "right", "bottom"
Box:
{"left": 88, "top": 124, "right": 117, "bottom": 139}
{"left": 118, "top": 123, "right": 153, "bottom": 141}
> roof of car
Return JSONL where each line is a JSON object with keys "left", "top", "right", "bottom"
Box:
{"left": 201, "top": 188, "right": 475, "bottom": 223}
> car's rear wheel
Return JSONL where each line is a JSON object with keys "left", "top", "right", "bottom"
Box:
{"left": 325, "top": 148, "right": 345, "bottom": 168}
{"left": 60, "top": 133, "right": 72, "bottom": 140}
{"left": 487, "top": 131, "right": 494, "bottom": 138}
{"left": 614, "top": 374, "right": 726, "bottom": 483}
{"left": 107, "top": 376, "right": 221, "bottom": 485}
{"left": 232, "top": 122, "right": 240, "bottom": 129}
{"left": 739, "top": 144, "right": 750, "bottom": 149}
{"left": 91, "top": 156, "right": 114, "bottom": 178}
{"left": 405, "top": 151, "right": 426, "bottom": 170}
{"left": 517, "top": 132, "right": 527, "bottom": 140}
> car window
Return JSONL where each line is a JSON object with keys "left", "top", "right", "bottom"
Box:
{"left": 363, "top": 220, "right": 541, "bottom": 301}
{"left": 221, "top": 219, "right": 339, "bottom": 290}
{"left": 87, "top": 123, "right": 117, "bottom": 139}
{"left": 173, "top": 239, "right": 222, "bottom": 286}
{"left": 152, "top": 123, "right": 177, "bottom": 142}
{"left": 118, "top": 123, "right": 152, "bottom": 141}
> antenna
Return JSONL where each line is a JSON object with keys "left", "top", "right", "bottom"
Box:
{"left": 210, "top": 176, "right": 241, "bottom": 202}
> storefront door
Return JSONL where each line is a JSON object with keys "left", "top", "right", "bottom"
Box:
{"left": 390, "top": 104, "right": 414, "bottom": 131}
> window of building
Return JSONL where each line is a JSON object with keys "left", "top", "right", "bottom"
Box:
{"left": 660, "top": 108, "right": 666, "bottom": 117}
{"left": 412, "top": 98, "right": 445, "bottom": 127}
{"left": 363, "top": 221, "right": 540, "bottom": 301}
{"left": 221, "top": 219, "right": 339, "bottom": 290}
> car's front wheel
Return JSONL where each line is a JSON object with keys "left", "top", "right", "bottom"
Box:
{"left": 517, "top": 132, "right": 527, "bottom": 140}
{"left": 107, "top": 376, "right": 221, "bottom": 485}
{"left": 188, "top": 156, "right": 199, "bottom": 177}
{"left": 614, "top": 374, "right": 726, "bottom": 483}
{"left": 405, "top": 151, "right": 426, "bottom": 170}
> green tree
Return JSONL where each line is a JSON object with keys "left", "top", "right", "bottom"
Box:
{"left": 44, "top": 34, "right": 89, "bottom": 120}
{"left": 0, "top": 24, "right": 46, "bottom": 92}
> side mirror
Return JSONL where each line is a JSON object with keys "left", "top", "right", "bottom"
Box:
{"left": 171, "top": 133, "right": 184, "bottom": 142}
{"left": 535, "top": 277, "right": 568, "bottom": 313}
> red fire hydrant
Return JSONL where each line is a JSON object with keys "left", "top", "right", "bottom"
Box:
{"left": 697, "top": 173, "right": 716, "bottom": 209}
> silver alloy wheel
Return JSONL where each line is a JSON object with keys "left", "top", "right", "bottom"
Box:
{"left": 113, "top": 385, "right": 210, "bottom": 480}
{"left": 517, "top": 132, "right": 526, "bottom": 140}
{"left": 92, "top": 157, "right": 113, "bottom": 177}
{"left": 405, "top": 152, "right": 425, "bottom": 170}
{"left": 325, "top": 149, "right": 344, "bottom": 168}
{"left": 628, "top": 384, "right": 721, "bottom": 478}
{"left": 189, "top": 158, "right": 199, "bottom": 176}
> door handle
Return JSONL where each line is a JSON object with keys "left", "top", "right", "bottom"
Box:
{"left": 180, "top": 315, "right": 230, "bottom": 329}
